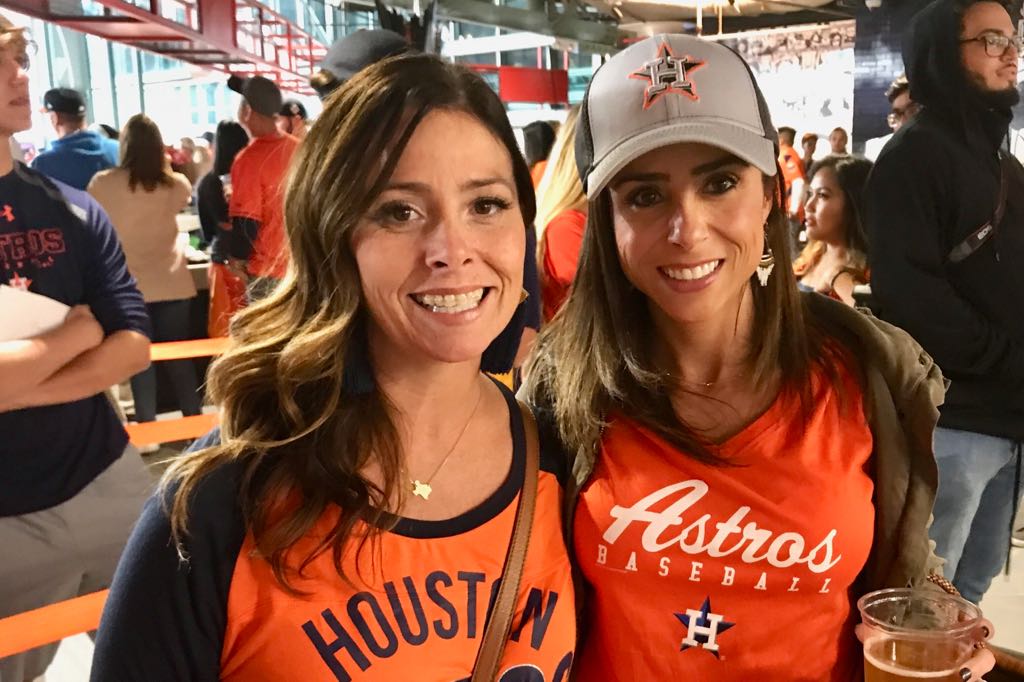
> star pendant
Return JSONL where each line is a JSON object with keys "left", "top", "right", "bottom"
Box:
{"left": 412, "top": 480, "right": 433, "bottom": 500}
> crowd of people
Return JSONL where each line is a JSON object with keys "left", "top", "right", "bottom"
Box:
{"left": 1, "top": 0, "right": 1022, "bottom": 679}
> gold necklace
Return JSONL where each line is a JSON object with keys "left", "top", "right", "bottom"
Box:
{"left": 410, "top": 384, "right": 484, "bottom": 501}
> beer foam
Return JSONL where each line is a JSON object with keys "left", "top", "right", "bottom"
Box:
{"left": 864, "top": 649, "right": 957, "bottom": 678}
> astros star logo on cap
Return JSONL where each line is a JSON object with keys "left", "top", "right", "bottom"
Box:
{"left": 628, "top": 41, "right": 706, "bottom": 110}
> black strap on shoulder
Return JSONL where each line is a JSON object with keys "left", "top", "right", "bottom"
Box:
{"left": 947, "top": 151, "right": 1011, "bottom": 264}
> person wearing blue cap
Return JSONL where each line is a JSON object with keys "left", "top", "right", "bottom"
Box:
{"left": 31, "top": 87, "right": 119, "bottom": 190}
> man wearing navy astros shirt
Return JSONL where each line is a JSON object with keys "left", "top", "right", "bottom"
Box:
{"left": 0, "top": 13, "right": 153, "bottom": 682}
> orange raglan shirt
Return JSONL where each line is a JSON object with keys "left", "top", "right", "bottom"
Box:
{"left": 91, "top": 384, "right": 576, "bottom": 682}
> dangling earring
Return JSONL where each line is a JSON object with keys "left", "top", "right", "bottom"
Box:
{"left": 756, "top": 228, "right": 775, "bottom": 287}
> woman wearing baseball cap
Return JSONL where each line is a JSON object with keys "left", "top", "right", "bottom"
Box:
{"left": 523, "top": 34, "right": 995, "bottom": 680}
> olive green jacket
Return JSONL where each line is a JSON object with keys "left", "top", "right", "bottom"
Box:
{"left": 552, "top": 293, "right": 946, "bottom": 595}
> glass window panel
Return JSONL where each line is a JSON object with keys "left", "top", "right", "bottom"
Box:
{"left": 110, "top": 44, "right": 142, "bottom": 128}
{"left": 456, "top": 53, "right": 497, "bottom": 66}
{"left": 502, "top": 48, "right": 539, "bottom": 68}
{"left": 452, "top": 22, "right": 496, "bottom": 39}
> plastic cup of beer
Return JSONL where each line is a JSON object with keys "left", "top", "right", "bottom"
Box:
{"left": 858, "top": 588, "right": 982, "bottom": 682}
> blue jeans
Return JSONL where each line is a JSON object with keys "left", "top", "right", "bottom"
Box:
{"left": 929, "top": 427, "right": 1023, "bottom": 603}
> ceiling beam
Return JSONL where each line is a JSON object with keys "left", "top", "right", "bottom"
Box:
{"left": 715, "top": 6, "right": 853, "bottom": 32}
{"left": 334, "top": 0, "right": 623, "bottom": 51}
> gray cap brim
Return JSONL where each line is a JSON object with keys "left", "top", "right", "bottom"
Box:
{"left": 585, "top": 119, "right": 778, "bottom": 199}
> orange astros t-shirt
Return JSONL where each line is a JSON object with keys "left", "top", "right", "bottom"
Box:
{"left": 229, "top": 133, "right": 299, "bottom": 279}
{"left": 90, "top": 384, "right": 575, "bottom": 682}
{"left": 217, "top": 392, "right": 575, "bottom": 680}
{"left": 573, "top": 362, "right": 875, "bottom": 682}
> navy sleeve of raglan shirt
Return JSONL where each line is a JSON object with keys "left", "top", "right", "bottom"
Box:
{"left": 0, "top": 163, "right": 150, "bottom": 517}
{"left": 91, "top": 458, "right": 247, "bottom": 682}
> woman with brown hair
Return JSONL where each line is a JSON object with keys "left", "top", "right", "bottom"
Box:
{"left": 524, "top": 35, "right": 994, "bottom": 680}
{"left": 793, "top": 154, "right": 873, "bottom": 305}
{"left": 88, "top": 114, "right": 200, "bottom": 426}
{"left": 90, "top": 54, "right": 575, "bottom": 681}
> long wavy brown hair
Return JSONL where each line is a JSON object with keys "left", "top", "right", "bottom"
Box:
{"left": 164, "top": 54, "right": 535, "bottom": 590}
{"left": 524, "top": 168, "right": 845, "bottom": 468}
{"left": 120, "top": 114, "right": 175, "bottom": 192}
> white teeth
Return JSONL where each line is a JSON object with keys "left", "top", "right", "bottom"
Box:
{"left": 663, "top": 261, "right": 721, "bottom": 281}
{"left": 413, "top": 288, "right": 486, "bottom": 313}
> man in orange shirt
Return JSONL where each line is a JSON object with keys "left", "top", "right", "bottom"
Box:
{"left": 227, "top": 75, "right": 300, "bottom": 299}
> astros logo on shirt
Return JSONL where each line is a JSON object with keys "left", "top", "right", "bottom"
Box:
{"left": 674, "top": 597, "right": 735, "bottom": 659}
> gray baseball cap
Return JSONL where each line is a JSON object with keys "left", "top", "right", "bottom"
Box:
{"left": 576, "top": 34, "right": 778, "bottom": 199}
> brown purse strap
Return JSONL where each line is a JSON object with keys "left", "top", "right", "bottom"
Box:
{"left": 470, "top": 400, "right": 540, "bottom": 682}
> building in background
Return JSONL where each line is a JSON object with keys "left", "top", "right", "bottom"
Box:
{"left": 7, "top": 1, "right": 598, "bottom": 156}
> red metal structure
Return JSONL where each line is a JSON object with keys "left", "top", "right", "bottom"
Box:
{"left": 3, "top": 0, "right": 326, "bottom": 94}
{"left": 470, "top": 64, "right": 569, "bottom": 105}
{"left": 2, "top": 0, "right": 569, "bottom": 102}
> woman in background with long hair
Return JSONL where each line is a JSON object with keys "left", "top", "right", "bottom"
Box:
{"left": 793, "top": 154, "right": 872, "bottom": 306}
{"left": 535, "top": 108, "right": 587, "bottom": 322}
{"left": 88, "top": 114, "right": 200, "bottom": 425}
{"left": 197, "top": 120, "right": 250, "bottom": 337}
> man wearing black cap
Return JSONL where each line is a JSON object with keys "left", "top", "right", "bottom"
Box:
{"left": 225, "top": 75, "right": 299, "bottom": 297}
{"left": 31, "top": 87, "right": 119, "bottom": 190}
{"left": 276, "top": 99, "right": 308, "bottom": 141}
{"left": 309, "top": 28, "right": 409, "bottom": 99}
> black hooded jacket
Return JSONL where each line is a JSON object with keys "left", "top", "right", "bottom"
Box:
{"left": 865, "top": 0, "right": 1024, "bottom": 440}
